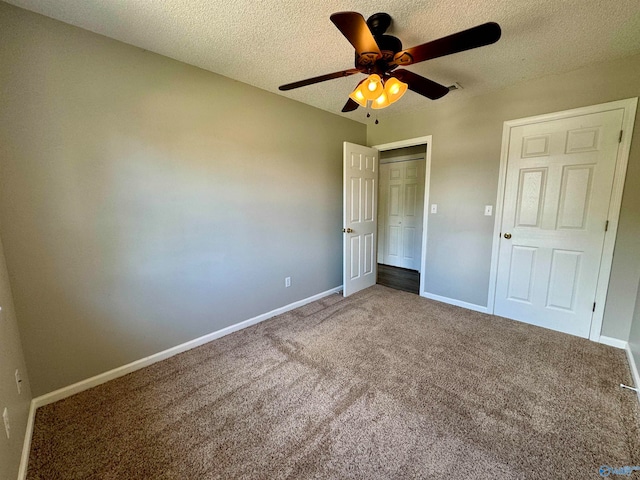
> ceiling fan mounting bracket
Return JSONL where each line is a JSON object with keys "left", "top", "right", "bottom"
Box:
{"left": 366, "top": 12, "right": 392, "bottom": 36}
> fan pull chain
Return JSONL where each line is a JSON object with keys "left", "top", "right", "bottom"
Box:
{"left": 364, "top": 106, "right": 379, "bottom": 125}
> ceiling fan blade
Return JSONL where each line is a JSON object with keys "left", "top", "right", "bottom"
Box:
{"left": 393, "top": 22, "right": 501, "bottom": 66}
{"left": 341, "top": 98, "right": 360, "bottom": 112}
{"left": 330, "top": 12, "right": 382, "bottom": 65}
{"left": 279, "top": 69, "right": 361, "bottom": 91}
{"left": 392, "top": 69, "right": 449, "bottom": 100}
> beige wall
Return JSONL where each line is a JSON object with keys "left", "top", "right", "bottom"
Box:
{"left": 368, "top": 53, "right": 640, "bottom": 340}
{"left": 0, "top": 3, "right": 366, "bottom": 396}
{"left": 0, "top": 233, "right": 32, "bottom": 480}
{"left": 2, "top": 0, "right": 638, "bottom": 402}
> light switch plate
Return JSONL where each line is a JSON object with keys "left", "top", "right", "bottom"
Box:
{"left": 431, "top": 204, "right": 438, "bottom": 214}
{"left": 484, "top": 205, "right": 493, "bottom": 216}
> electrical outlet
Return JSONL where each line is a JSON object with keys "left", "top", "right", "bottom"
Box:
{"left": 3, "top": 408, "right": 9, "bottom": 439}
{"left": 484, "top": 205, "right": 493, "bottom": 216}
{"left": 431, "top": 204, "right": 438, "bottom": 214}
{"left": 15, "top": 369, "right": 22, "bottom": 395}
{"left": 285, "top": 277, "right": 291, "bottom": 288}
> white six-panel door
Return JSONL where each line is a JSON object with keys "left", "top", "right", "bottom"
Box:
{"left": 343, "top": 142, "right": 378, "bottom": 297}
{"left": 378, "top": 160, "right": 425, "bottom": 271}
{"left": 494, "top": 109, "right": 624, "bottom": 337}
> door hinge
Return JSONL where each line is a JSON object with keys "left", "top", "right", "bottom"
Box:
{"left": 605, "top": 220, "right": 609, "bottom": 232}
{"left": 619, "top": 130, "right": 623, "bottom": 143}
{"left": 592, "top": 302, "right": 596, "bottom": 312}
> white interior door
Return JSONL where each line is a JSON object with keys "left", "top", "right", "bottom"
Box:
{"left": 494, "top": 109, "right": 624, "bottom": 337}
{"left": 343, "top": 142, "right": 378, "bottom": 297}
{"left": 378, "top": 160, "right": 425, "bottom": 270}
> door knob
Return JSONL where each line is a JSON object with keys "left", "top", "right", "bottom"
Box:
{"left": 503, "top": 233, "right": 512, "bottom": 239}
{"left": 342, "top": 228, "right": 354, "bottom": 233}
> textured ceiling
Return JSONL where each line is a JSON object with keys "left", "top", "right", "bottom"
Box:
{"left": 5, "top": 0, "right": 640, "bottom": 123}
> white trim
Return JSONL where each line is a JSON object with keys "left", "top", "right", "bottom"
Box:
{"left": 487, "top": 98, "right": 638, "bottom": 342}
{"left": 421, "top": 292, "right": 489, "bottom": 314}
{"left": 16, "top": 285, "right": 343, "bottom": 479}
{"left": 32, "top": 286, "right": 342, "bottom": 407}
{"left": 590, "top": 337, "right": 640, "bottom": 405}
{"left": 15, "top": 287, "right": 638, "bottom": 479}
{"left": 486, "top": 120, "right": 512, "bottom": 314}
{"left": 598, "top": 335, "right": 628, "bottom": 350}
{"left": 420, "top": 140, "right": 432, "bottom": 294}
{"left": 17, "top": 401, "right": 37, "bottom": 480}
{"left": 18, "top": 285, "right": 342, "bottom": 477}
{"left": 373, "top": 135, "right": 432, "bottom": 151}
{"left": 372, "top": 135, "right": 432, "bottom": 292}
{"left": 625, "top": 343, "right": 640, "bottom": 403}
{"left": 589, "top": 98, "right": 638, "bottom": 340}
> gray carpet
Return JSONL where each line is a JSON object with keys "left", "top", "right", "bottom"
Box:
{"left": 27, "top": 285, "right": 640, "bottom": 479}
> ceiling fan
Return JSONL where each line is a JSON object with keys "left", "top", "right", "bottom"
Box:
{"left": 279, "top": 12, "right": 501, "bottom": 112}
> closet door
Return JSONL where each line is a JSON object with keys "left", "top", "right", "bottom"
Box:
{"left": 379, "top": 159, "right": 424, "bottom": 270}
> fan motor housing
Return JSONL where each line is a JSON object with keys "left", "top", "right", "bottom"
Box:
{"left": 375, "top": 35, "right": 402, "bottom": 59}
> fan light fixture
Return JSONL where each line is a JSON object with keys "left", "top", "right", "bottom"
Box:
{"left": 349, "top": 79, "right": 368, "bottom": 107}
{"left": 350, "top": 74, "right": 408, "bottom": 110}
{"left": 372, "top": 77, "right": 408, "bottom": 109}
{"left": 279, "top": 12, "right": 501, "bottom": 114}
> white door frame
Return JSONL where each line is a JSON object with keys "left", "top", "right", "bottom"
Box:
{"left": 372, "top": 135, "right": 432, "bottom": 296}
{"left": 487, "top": 98, "right": 638, "bottom": 341}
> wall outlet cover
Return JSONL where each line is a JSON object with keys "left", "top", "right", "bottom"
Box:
{"left": 15, "top": 369, "right": 22, "bottom": 395}
{"left": 3, "top": 407, "right": 9, "bottom": 439}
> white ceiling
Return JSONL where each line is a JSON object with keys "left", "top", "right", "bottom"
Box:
{"left": 5, "top": 0, "right": 640, "bottom": 123}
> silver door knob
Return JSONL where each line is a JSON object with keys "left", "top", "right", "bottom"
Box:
{"left": 342, "top": 228, "right": 354, "bottom": 233}
{"left": 503, "top": 233, "right": 512, "bottom": 239}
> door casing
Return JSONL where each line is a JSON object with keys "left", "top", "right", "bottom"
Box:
{"left": 487, "top": 98, "right": 638, "bottom": 342}
{"left": 372, "top": 136, "right": 432, "bottom": 297}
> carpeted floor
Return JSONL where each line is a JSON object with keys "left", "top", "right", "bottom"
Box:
{"left": 27, "top": 285, "right": 640, "bottom": 479}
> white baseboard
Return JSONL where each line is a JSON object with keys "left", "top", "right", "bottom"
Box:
{"left": 625, "top": 343, "right": 640, "bottom": 404}
{"left": 420, "top": 291, "right": 489, "bottom": 314}
{"left": 598, "top": 335, "right": 628, "bottom": 350}
{"left": 598, "top": 337, "right": 640, "bottom": 404}
{"left": 17, "top": 400, "right": 37, "bottom": 480}
{"left": 17, "top": 285, "right": 342, "bottom": 479}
